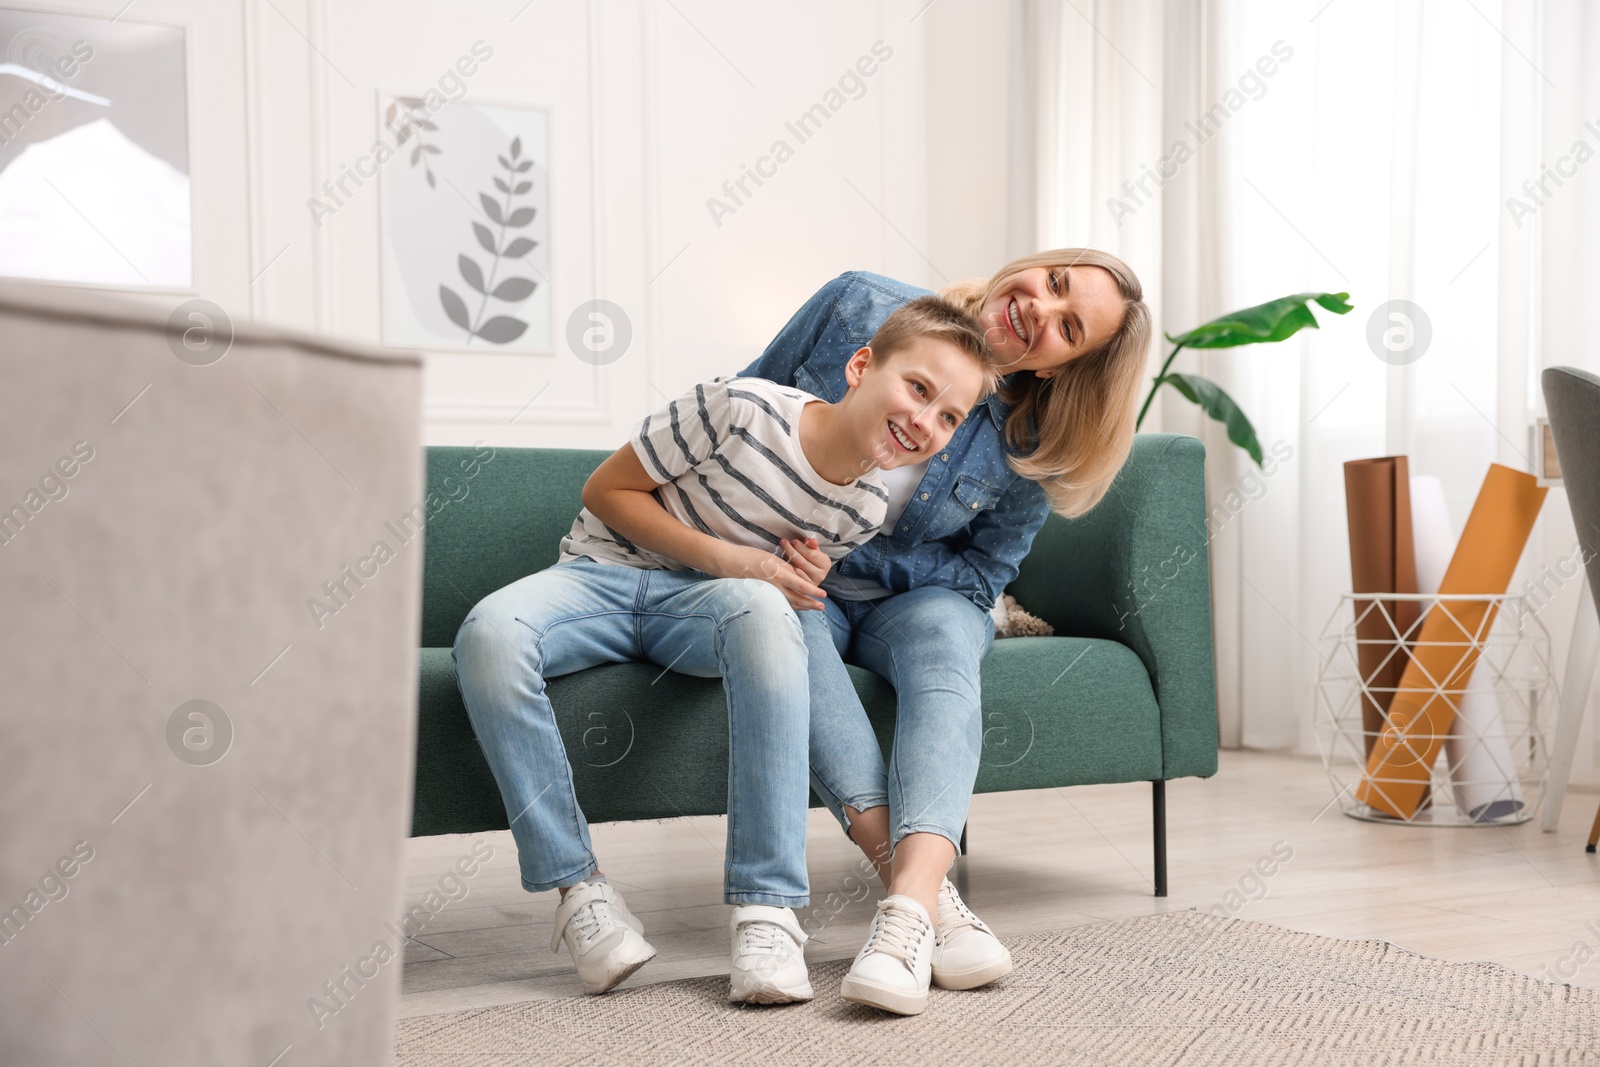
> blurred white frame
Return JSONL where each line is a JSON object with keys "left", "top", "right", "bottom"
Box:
{"left": 0, "top": 9, "right": 193, "bottom": 291}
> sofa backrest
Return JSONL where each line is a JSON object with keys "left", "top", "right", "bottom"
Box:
{"left": 420, "top": 445, "right": 609, "bottom": 647}
{"left": 421, "top": 433, "right": 1208, "bottom": 653}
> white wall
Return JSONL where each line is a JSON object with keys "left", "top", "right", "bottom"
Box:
{"left": 37, "top": 0, "right": 1015, "bottom": 452}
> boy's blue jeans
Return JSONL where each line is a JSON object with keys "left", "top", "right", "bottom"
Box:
{"left": 451, "top": 557, "right": 811, "bottom": 906}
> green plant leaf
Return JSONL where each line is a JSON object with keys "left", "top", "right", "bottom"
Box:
{"left": 1166, "top": 292, "right": 1352, "bottom": 349}
{"left": 1162, "top": 373, "right": 1264, "bottom": 465}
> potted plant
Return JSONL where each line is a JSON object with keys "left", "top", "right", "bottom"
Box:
{"left": 1136, "top": 292, "right": 1353, "bottom": 464}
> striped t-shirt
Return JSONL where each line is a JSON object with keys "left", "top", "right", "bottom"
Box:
{"left": 558, "top": 377, "right": 889, "bottom": 571}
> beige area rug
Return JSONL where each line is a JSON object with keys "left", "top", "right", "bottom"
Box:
{"left": 394, "top": 911, "right": 1600, "bottom": 1066}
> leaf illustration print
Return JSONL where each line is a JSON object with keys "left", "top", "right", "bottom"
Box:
{"left": 384, "top": 97, "right": 442, "bottom": 189}
{"left": 439, "top": 135, "right": 538, "bottom": 345}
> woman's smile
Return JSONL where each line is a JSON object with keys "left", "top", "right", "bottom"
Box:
{"left": 1005, "top": 298, "right": 1029, "bottom": 345}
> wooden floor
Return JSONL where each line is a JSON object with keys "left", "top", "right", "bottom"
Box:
{"left": 397, "top": 749, "right": 1600, "bottom": 1020}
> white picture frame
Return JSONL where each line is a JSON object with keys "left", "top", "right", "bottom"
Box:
{"left": 378, "top": 95, "right": 552, "bottom": 353}
{"left": 0, "top": 8, "right": 194, "bottom": 291}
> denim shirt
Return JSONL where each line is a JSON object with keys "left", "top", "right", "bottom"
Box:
{"left": 738, "top": 271, "right": 1050, "bottom": 612}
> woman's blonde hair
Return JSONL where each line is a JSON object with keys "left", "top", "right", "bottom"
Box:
{"left": 940, "top": 249, "right": 1151, "bottom": 518}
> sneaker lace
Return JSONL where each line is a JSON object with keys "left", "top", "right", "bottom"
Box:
{"left": 568, "top": 894, "right": 618, "bottom": 948}
{"left": 738, "top": 920, "right": 793, "bottom": 956}
{"left": 937, "top": 881, "right": 987, "bottom": 937}
{"left": 569, "top": 902, "right": 604, "bottom": 940}
{"left": 864, "top": 902, "right": 929, "bottom": 971}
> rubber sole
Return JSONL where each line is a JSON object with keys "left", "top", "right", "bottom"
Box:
{"left": 579, "top": 947, "right": 656, "bottom": 995}
{"left": 728, "top": 980, "right": 815, "bottom": 1005}
{"left": 931, "top": 951, "right": 1013, "bottom": 991}
{"left": 839, "top": 973, "right": 929, "bottom": 1016}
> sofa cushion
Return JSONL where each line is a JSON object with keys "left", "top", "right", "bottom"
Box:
{"left": 412, "top": 635, "right": 1161, "bottom": 835}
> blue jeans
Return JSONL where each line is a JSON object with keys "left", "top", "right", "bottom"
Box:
{"left": 451, "top": 557, "right": 811, "bottom": 906}
{"left": 801, "top": 585, "right": 994, "bottom": 854}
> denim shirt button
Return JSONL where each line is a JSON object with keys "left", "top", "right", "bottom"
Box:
{"left": 970, "top": 502, "right": 980, "bottom": 509}
{"left": 919, "top": 492, "right": 929, "bottom": 500}
{"left": 940, "top": 453, "right": 949, "bottom": 461}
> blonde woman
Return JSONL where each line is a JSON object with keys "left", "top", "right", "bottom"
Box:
{"left": 739, "top": 250, "right": 1152, "bottom": 1015}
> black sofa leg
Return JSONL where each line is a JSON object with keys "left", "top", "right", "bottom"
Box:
{"left": 958, "top": 823, "right": 967, "bottom": 856}
{"left": 1152, "top": 780, "right": 1168, "bottom": 898}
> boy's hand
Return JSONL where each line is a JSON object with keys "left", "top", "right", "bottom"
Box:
{"left": 780, "top": 537, "right": 832, "bottom": 587}
{"left": 716, "top": 543, "right": 828, "bottom": 612}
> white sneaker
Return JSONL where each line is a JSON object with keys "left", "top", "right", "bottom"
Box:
{"left": 839, "top": 894, "right": 935, "bottom": 1015}
{"left": 550, "top": 879, "right": 656, "bottom": 994}
{"left": 931, "top": 877, "right": 1013, "bottom": 990}
{"left": 728, "top": 905, "right": 814, "bottom": 1004}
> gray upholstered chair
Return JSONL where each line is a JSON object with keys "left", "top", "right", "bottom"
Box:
{"left": 1540, "top": 366, "right": 1600, "bottom": 851}
{"left": 0, "top": 282, "right": 423, "bottom": 1065}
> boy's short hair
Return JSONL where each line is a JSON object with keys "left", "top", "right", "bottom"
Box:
{"left": 865, "top": 296, "right": 1003, "bottom": 397}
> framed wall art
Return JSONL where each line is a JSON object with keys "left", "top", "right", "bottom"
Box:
{"left": 378, "top": 96, "right": 551, "bottom": 353}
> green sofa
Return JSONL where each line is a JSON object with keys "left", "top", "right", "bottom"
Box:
{"left": 410, "top": 433, "right": 1218, "bottom": 896}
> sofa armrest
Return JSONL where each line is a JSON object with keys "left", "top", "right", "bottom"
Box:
{"left": 1008, "top": 432, "right": 1219, "bottom": 780}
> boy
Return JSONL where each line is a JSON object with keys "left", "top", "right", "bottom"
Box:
{"left": 452, "top": 296, "right": 999, "bottom": 1004}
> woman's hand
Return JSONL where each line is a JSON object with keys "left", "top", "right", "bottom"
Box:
{"left": 714, "top": 542, "right": 828, "bottom": 612}
{"left": 780, "top": 536, "right": 832, "bottom": 587}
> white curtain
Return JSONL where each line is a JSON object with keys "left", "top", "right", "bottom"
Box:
{"left": 1031, "top": 0, "right": 1600, "bottom": 761}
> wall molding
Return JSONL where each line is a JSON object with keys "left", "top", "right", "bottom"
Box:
{"left": 423, "top": 399, "right": 611, "bottom": 425}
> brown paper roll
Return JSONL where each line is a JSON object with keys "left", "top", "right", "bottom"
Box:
{"left": 1343, "top": 457, "right": 1421, "bottom": 756}
{"left": 1355, "top": 464, "right": 1547, "bottom": 818}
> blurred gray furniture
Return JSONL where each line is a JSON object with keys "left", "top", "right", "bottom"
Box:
{"left": 0, "top": 282, "right": 423, "bottom": 1066}
{"left": 1539, "top": 366, "right": 1600, "bottom": 848}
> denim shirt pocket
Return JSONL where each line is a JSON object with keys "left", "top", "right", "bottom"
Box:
{"left": 924, "top": 473, "right": 1004, "bottom": 540}
{"left": 794, "top": 363, "right": 841, "bottom": 404}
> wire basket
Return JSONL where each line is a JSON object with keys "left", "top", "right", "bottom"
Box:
{"left": 1313, "top": 593, "right": 1557, "bottom": 826}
